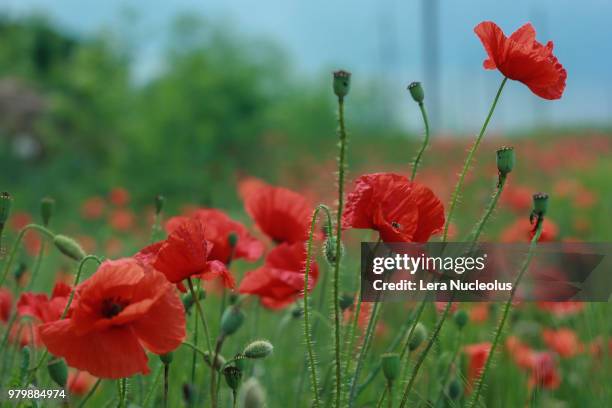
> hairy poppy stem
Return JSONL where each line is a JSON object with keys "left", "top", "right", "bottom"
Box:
{"left": 442, "top": 77, "right": 508, "bottom": 242}
{"left": 332, "top": 94, "right": 348, "bottom": 407}
{"left": 303, "top": 204, "right": 333, "bottom": 408}
{"left": 470, "top": 174, "right": 508, "bottom": 244}
{"left": 26, "top": 242, "right": 46, "bottom": 291}
{"left": 186, "top": 277, "right": 216, "bottom": 408}
{"left": 468, "top": 223, "right": 544, "bottom": 407}
{"left": 78, "top": 378, "right": 101, "bottom": 408}
{"left": 410, "top": 101, "right": 430, "bottom": 181}
{"left": 433, "top": 329, "right": 463, "bottom": 406}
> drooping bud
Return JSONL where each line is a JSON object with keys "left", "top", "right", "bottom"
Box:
{"left": 242, "top": 377, "right": 267, "bottom": 408}
{"left": 53, "top": 235, "right": 86, "bottom": 262}
{"left": 47, "top": 358, "right": 68, "bottom": 387}
{"left": 0, "top": 192, "right": 12, "bottom": 229}
{"left": 228, "top": 232, "right": 239, "bottom": 248}
{"left": 333, "top": 70, "right": 351, "bottom": 99}
{"left": 223, "top": 366, "right": 242, "bottom": 391}
{"left": 381, "top": 353, "right": 400, "bottom": 383}
{"left": 339, "top": 293, "right": 354, "bottom": 311}
{"left": 182, "top": 383, "right": 196, "bottom": 406}
{"left": 234, "top": 355, "right": 247, "bottom": 372}
{"left": 453, "top": 310, "right": 469, "bottom": 329}
{"left": 408, "top": 323, "right": 427, "bottom": 351}
{"left": 496, "top": 146, "right": 515, "bottom": 176}
{"left": 221, "top": 305, "right": 245, "bottom": 336}
{"left": 324, "top": 235, "right": 343, "bottom": 265}
{"left": 155, "top": 194, "right": 165, "bottom": 215}
{"left": 242, "top": 340, "right": 273, "bottom": 359}
{"left": 291, "top": 302, "right": 304, "bottom": 319}
{"left": 182, "top": 290, "right": 206, "bottom": 313}
{"left": 40, "top": 197, "right": 55, "bottom": 226}
{"left": 159, "top": 352, "right": 173, "bottom": 365}
{"left": 532, "top": 193, "right": 549, "bottom": 217}
{"left": 447, "top": 377, "right": 462, "bottom": 400}
{"left": 407, "top": 82, "right": 425, "bottom": 104}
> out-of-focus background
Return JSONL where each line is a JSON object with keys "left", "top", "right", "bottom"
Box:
{"left": 0, "top": 0, "right": 610, "bottom": 242}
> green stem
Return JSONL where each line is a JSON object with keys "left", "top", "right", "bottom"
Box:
{"left": 469, "top": 174, "right": 507, "bottom": 245}
{"left": 303, "top": 204, "right": 333, "bottom": 408}
{"left": 0, "top": 224, "right": 54, "bottom": 288}
{"left": 468, "top": 223, "right": 543, "bottom": 407}
{"left": 78, "top": 378, "right": 101, "bottom": 408}
{"left": 118, "top": 378, "right": 127, "bottom": 408}
{"left": 163, "top": 363, "right": 169, "bottom": 408}
{"left": 442, "top": 77, "right": 508, "bottom": 242}
{"left": 142, "top": 363, "right": 163, "bottom": 408}
{"left": 26, "top": 242, "right": 46, "bottom": 291}
{"left": 410, "top": 102, "right": 430, "bottom": 181}
{"left": 433, "top": 330, "right": 463, "bottom": 407}
{"left": 333, "top": 95, "right": 348, "bottom": 407}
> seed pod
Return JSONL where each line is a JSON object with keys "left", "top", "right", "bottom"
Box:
{"left": 40, "top": 197, "right": 55, "bottom": 226}
{"left": 324, "top": 235, "right": 343, "bottom": 265}
{"left": 453, "top": 310, "right": 469, "bottom": 329}
{"left": 242, "top": 340, "right": 273, "bottom": 359}
{"left": 338, "top": 293, "right": 354, "bottom": 311}
{"left": 0, "top": 192, "right": 12, "bottom": 228}
{"left": 408, "top": 323, "right": 427, "bottom": 351}
{"left": 242, "top": 377, "right": 266, "bottom": 408}
{"left": 496, "top": 146, "right": 515, "bottom": 176}
{"left": 223, "top": 366, "right": 242, "bottom": 391}
{"left": 381, "top": 353, "right": 400, "bottom": 383}
{"left": 333, "top": 70, "right": 351, "bottom": 99}
{"left": 221, "top": 305, "right": 245, "bottom": 336}
{"left": 182, "top": 290, "right": 206, "bottom": 313}
{"left": 53, "top": 235, "right": 86, "bottom": 262}
{"left": 407, "top": 81, "right": 425, "bottom": 103}
{"left": 532, "top": 193, "right": 549, "bottom": 216}
{"left": 447, "top": 377, "right": 462, "bottom": 400}
{"left": 48, "top": 358, "right": 68, "bottom": 387}
{"left": 159, "top": 352, "right": 173, "bottom": 365}
{"left": 155, "top": 194, "right": 165, "bottom": 215}
{"left": 234, "top": 355, "right": 247, "bottom": 372}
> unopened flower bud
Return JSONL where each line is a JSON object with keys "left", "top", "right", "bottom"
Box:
{"left": 407, "top": 82, "right": 425, "bottom": 103}
{"left": 409, "top": 323, "right": 427, "bottom": 351}
{"left": 447, "top": 377, "right": 462, "bottom": 400}
{"left": 221, "top": 305, "right": 245, "bottom": 336}
{"left": 223, "top": 366, "right": 242, "bottom": 391}
{"left": 182, "top": 383, "right": 196, "bottom": 406}
{"left": 48, "top": 358, "right": 68, "bottom": 387}
{"left": 291, "top": 303, "right": 304, "bottom": 318}
{"left": 0, "top": 192, "right": 12, "bottom": 228}
{"left": 339, "top": 293, "right": 354, "bottom": 311}
{"left": 14, "top": 262, "right": 27, "bottom": 281}
{"left": 159, "top": 352, "right": 173, "bottom": 365}
{"left": 155, "top": 194, "right": 165, "bottom": 215}
{"left": 242, "top": 340, "right": 273, "bottom": 359}
{"left": 234, "top": 355, "right": 247, "bottom": 372}
{"left": 532, "top": 193, "right": 549, "bottom": 216}
{"left": 182, "top": 290, "right": 206, "bottom": 313}
{"left": 496, "top": 146, "right": 515, "bottom": 176}
{"left": 53, "top": 235, "right": 86, "bottom": 262}
{"left": 324, "top": 235, "right": 343, "bottom": 265}
{"left": 228, "top": 232, "right": 239, "bottom": 248}
{"left": 453, "top": 310, "right": 469, "bottom": 329}
{"left": 381, "top": 353, "right": 400, "bottom": 383}
{"left": 242, "top": 377, "right": 266, "bottom": 408}
{"left": 333, "top": 70, "right": 351, "bottom": 99}
{"left": 40, "top": 197, "right": 55, "bottom": 226}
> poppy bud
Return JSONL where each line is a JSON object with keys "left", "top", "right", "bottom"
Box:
{"left": 408, "top": 323, "right": 427, "bottom": 351}
{"left": 496, "top": 146, "right": 515, "bottom": 176}
{"left": 40, "top": 197, "right": 55, "bottom": 227}
{"left": 14, "top": 262, "right": 27, "bottom": 282}
{"left": 532, "top": 193, "right": 549, "bottom": 216}
{"left": 221, "top": 305, "right": 245, "bottom": 336}
{"left": 182, "top": 290, "right": 206, "bottom": 313}
{"left": 182, "top": 383, "right": 196, "bottom": 406}
{"left": 19, "top": 346, "right": 31, "bottom": 382}
{"left": 242, "top": 340, "right": 273, "bottom": 359}
{"left": 234, "top": 355, "right": 247, "bottom": 371}
{"left": 333, "top": 70, "right": 351, "bottom": 99}
{"left": 223, "top": 366, "right": 242, "bottom": 391}
{"left": 291, "top": 303, "right": 304, "bottom": 319}
{"left": 453, "top": 310, "right": 469, "bottom": 329}
{"left": 228, "top": 232, "right": 239, "bottom": 248}
{"left": 53, "top": 235, "right": 86, "bottom": 262}
{"left": 339, "top": 293, "right": 354, "bottom": 311}
{"left": 242, "top": 377, "right": 266, "bottom": 408}
{"left": 324, "top": 235, "right": 343, "bottom": 265}
{"left": 155, "top": 194, "right": 165, "bottom": 215}
{"left": 381, "top": 353, "right": 400, "bottom": 383}
{"left": 447, "top": 377, "right": 462, "bottom": 400}
{"left": 159, "top": 352, "right": 173, "bottom": 365}
{"left": 407, "top": 82, "right": 425, "bottom": 104}
{"left": 0, "top": 192, "right": 12, "bottom": 229}
{"left": 48, "top": 358, "right": 68, "bottom": 387}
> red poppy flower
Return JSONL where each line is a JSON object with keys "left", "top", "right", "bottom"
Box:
{"left": 239, "top": 242, "right": 318, "bottom": 309}
{"left": 68, "top": 370, "right": 98, "bottom": 396}
{"left": 109, "top": 187, "right": 130, "bottom": 207}
{"left": 109, "top": 209, "right": 135, "bottom": 232}
{"left": 0, "top": 286, "right": 12, "bottom": 323}
{"left": 136, "top": 218, "right": 234, "bottom": 288}
{"left": 474, "top": 21, "right": 566, "bottom": 100}
{"left": 500, "top": 218, "right": 558, "bottom": 243}
{"left": 464, "top": 342, "right": 491, "bottom": 392}
{"left": 39, "top": 259, "right": 186, "bottom": 379}
{"left": 81, "top": 197, "right": 106, "bottom": 220}
{"left": 542, "top": 328, "right": 582, "bottom": 358}
{"left": 166, "top": 208, "right": 263, "bottom": 265}
{"left": 343, "top": 173, "right": 444, "bottom": 243}
{"left": 528, "top": 352, "right": 561, "bottom": 390}
{"left": 243, "top": 183, "right": 312, "bottom": 244}
{"left": 536, "top": 301, "right": 584, "bottom": 317}
{"left": 506, "top": 336, "right": 535, "bottom": 370}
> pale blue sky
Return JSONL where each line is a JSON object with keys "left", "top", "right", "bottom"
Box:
{"left": 3, "top": 0, "right": 611, "bottom": 132}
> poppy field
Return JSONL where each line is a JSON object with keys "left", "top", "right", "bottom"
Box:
{"left": 0, "top": 13, "right": 611, "bottom": 408}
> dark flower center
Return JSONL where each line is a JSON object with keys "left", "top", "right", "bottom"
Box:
{"left": 391, "top": 221, "right": 401, "bottom": 229}
{"left": 101, "top": 297, "right": 128, "bottom": 318}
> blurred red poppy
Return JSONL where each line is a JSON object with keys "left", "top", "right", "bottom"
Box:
{"left": 0, "top": 287, "right": 12, "bottom": 323}
{"left": 464, "top": 342, "right": 491, "bottom": 392}
{"left": 500, "top": 218, "right": 558, "bottom": 243}
{"left": 536, "top": 301, "right": 584, "bottom": 317}
{"left": 474, "top": 21, "right": 566, "bottom": 100}
{"left": 542, "top": 328, "right": 582, "bottom": 358}
{"left": 506, "top": 336, "right": 535, "bottom": 370}
{"left": 81, "top": 197, "right": 106, "bottom": 220}
{"left": 243, "top": 183, "right": 312, "bottom": 244}
{"left": 39, "top": 259, "right": 186, "bottom": 379}
{"left": 343, "top": 173, "right": 444, "bottom": 243}
{"left": 109, "top": 209, "right": 135, "bottom": 232}
{"left": 67, "top": 370, "right": 98, "bottom": 396}
{"left": 239, "top": 242, "right": 318, "bottom": 309}
{"left": 109, "top": 187, "right": 130, "bottom": 207}
{"left": 136, "top": 218, "right": 234, "bottom": 288}
{"left": 528, "top": 352, "right": 561, "bottom": 389}
{"left": 167, "top": 208, "right": 264, "bottom": 265}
